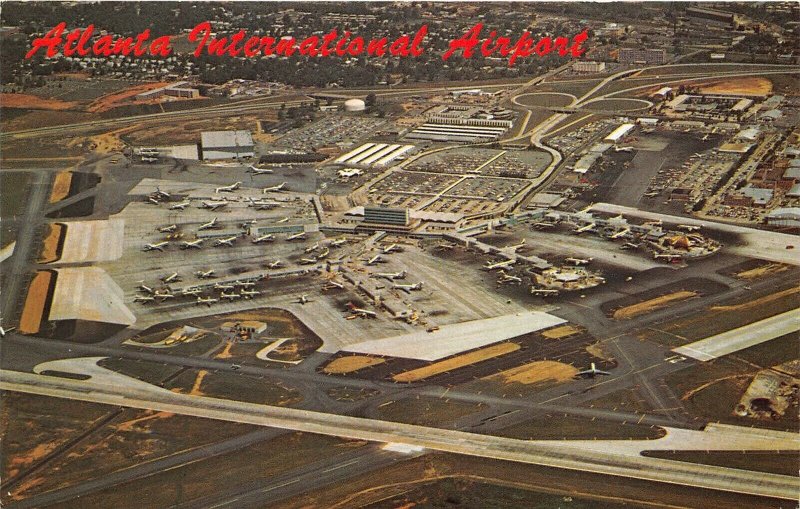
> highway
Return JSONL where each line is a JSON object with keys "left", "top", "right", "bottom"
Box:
{"left": 1, "top": 362, "right": 797, "bottom": 501}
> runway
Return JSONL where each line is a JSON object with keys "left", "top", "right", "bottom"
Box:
{"left": 1, "top": 359, "right": 797, "bottom": 501}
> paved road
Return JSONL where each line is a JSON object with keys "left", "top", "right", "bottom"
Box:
{"left": 1, "top": 363, "right": 797, "bottom": 501}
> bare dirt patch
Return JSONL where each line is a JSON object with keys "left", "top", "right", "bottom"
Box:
{"left": 49, "top": 172, "right": 73, "bottom": 203}
{"left": 393, "top": 343, "right": 521, "bottom": 383}
{"left": 710, "top": 286, "right": 800, "bottom": 313}
{"left": 541, "top": 325, "right": 581, "bottom": 339}
{"left": 38, "top": 223, "right": 63, "bottom": 263}
{"left": 485, "top": 360, "right": 578, "bottom": 385}
{"left": 0, "top": 93, "right": 79, "bottom": 110}
{"left": 697, "top": 77, "right": 772, "bottom": 96}
{"left": 85, "top": 82, "right": 170, "bottom": 113}
{"left": 735, "top": 263, "right": 791, "bottom": 280}
{"left": 19, "top": 271, "right": 53, "bottom": 334}
{"left": 613, "top": 290, "right": 697, "bottom": 320}
{"left": 323, "top": 356, "right": 386, "bottom": 374}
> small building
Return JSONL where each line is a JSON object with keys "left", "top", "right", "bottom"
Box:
{"left": 201, "top": 130, "right": 255, "bottom": 160}
{"left": 572, "top": 61, "right": 606, "bottom": 73}
{"left": 618, "top": 48, "right": 666, "bottom": 65}
{"left": 604, "top": 123, "right": 635, "bottom": 143}
{"left": 766, "top": 207, "right": 800, "bottom": 228}
{"left": 221, "top": 320, "right": 267, "bottom": 335}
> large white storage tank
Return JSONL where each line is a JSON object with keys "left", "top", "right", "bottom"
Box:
{"left": 344, "top": 98, "right": 366, "bottom": 112}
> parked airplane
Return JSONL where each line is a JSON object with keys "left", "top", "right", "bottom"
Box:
{"left": 345, "top": 302, "right": 377, "bottom": 319}
{"left": 0, "top": 322, "right": 16, "bottom": 337}
{"left": 575, "top": 362, "right": 611, "bottom": 378}
{"left": 316, "top": 247, "right": 330, "bottom": 259}
{"left": 198, "top": 218, "right": 219, "bottom": 230}
{"left": 235, "top": 280, "right": 255, "bottom": 287}
{"left": 214, "top": 283, "right": 235, "bottom": 291}
{"left": 329, "top": 238, "right": 348, "bottom": 247}
{"left": 196, "top": 296, "right": 218, "bottom": 307}
{"left": 262, "top": 182, "right": 287, "bottom": 193}
{"left": 299, "top": 257, "right": 317, "bottom": 265}
{"left": 654, "top": 253, "right": 683, "bottom": 262}
{"left": 532, "top": 222, "right": 556, "bottom": 229}
{"left": 366, "top": 254, "right": 383, "bottom": 265}
{"left": 182, "top": 287, "right": 202, "bottom": 296}
{"left": 295, "top": 294, "right": 311, "bottom": 305}
{"left": 565, "top": 257, "right": 592, "bottom": 266}
{"left": 199, "top": 200, "right": 229, "bottom": 211}
{"left": 503, "top": 239, "right": 526, "bottom": 252}
{"left": 153, "top": 186, "right": 171, "bottom": 199}
{"left": 620, "top": 242, "right": 641, "bottom": 250}
{"left": 241, "top": 289, "right": 261, "bottom": 298}
{"left": 147, "top": 196, "right": 161, "bottom": 205}
{"left": 169, "top": 201, "right": 191, "bottom": 210}
{"left": 304, "top": 243, "right": 320, "bottom": 253}
{"left": 573, "top": 223, "right": 596, "bottom": 234}
{"left": 268, "top": 260, "right": 283, "bottom": 269}
{"left": 246, "top": 197, "right": 279, "bottom": 210}
{"left": 137, "top": 281, "right": 155, "bottom": 294}
{"left": 143, "top": 242, "right": 168, "bottom": 252}
{"left": 215, "top": 182, "right": 242, "bottom": 193}
{"left": 252, "top": 234, "right": 276, "bottom": 244}
{"left": 677, "top": 224, "right": 702, "bottom": 232}
{"left": 213, "top": 236, "right": 238, "bottom": 247}
{"left": 322, "top": 280, "right": 344, "bottom": 291}
{"left": 613, "top": 146, "right": 634, "bottom": 152}
{"left": 160, "top": 272, "right": 181, "bottom": 284}
{"left": 393, "top": 282, "right": 423, "bottom": 293}
{"left": 497, "top": 271, "right": 522, "bottom": 284}
{"left": 158, "top": 224, "right": 178, "bottom": 233}
{"left": 484, "top": 259, "right": 515, "bottom": 270}
{"left": 133, "top": 295, "right": 155, "bottom": 304}
{"left": 247, "top": 165, "right": 274, "bottom": 175}
{"left": 195, "top": 269, "right": 215, "bottom": 279}
{"left": 382, "top": 243, "right": 400, "bottom": 254}
{"left": 286, "top": 232, "right": 306, "bottom": 241}
{"left": 220, "top": 291, "right": 241, "bottom": 300}
{"left": 372, "top": 270, "right": 406, "bottom": 280}
{"left": 154, "top": 291, "right": 175, "bottom": 302}
{"left": 180, "top": 239, "right": 204, "bottom": 249}
{"left": 609, "top": 228, "right": 630, "bottom": 239}
{"left": 531, "top": 288, "right": 559, "bottom": 297}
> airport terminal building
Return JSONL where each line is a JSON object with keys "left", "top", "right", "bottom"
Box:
{"left": 201, "top": 130, "right": 255, "bottom": 160}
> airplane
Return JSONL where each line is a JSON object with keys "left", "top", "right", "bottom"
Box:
{"left": 182, "top": 287, "right": 203, "bottom": 296}
{"left": 147, "top": 196, "right": 161, "bottom": 205}
{"left": 153, "top": 187, "right": 171, "bottom": 200}
{"left": 503, "top": 239, "right": 526, "bottom": 252}
{"left": 610, "top": 228, "right": 630, "bottom": 239}
{"left": 252, "top": 234, "right": 276, "bottom": 244}
{"left": 531, "top": 287, "right": 559, "bottom": 297}
{"left": 214, "top": 283, "right": 236, "bottom": 291}
{"left": 268, "top": 260, "right": 283, "bottom": 269}
{"left": 654, "top": 253, "right": 683, "bottom": 262}
{"left": 573, "top": 223, "right": 596, "bottom": 234}
{"left": 484, "top": 259, "right": 515, "bottom": 270}
{"left": 213, "top": 236, "right": 238, "bottom": 247}
{"left": 393, "top": 282, "right": 423, "bottom": 293}
{"left": 276, "top": 217, "right": 290, "bottom": 224}
{"left": 497, "top": 271, "right": 522, "bottom": 284}
{"left": 169, "top": 201, "right": 191, "bottom": 211}
{"left": 154, "top": 291, "right": 176, "bottom": 302}
{"left": 366, "top": 254, "right": 383, "bottom": 265}
{"left": 235, "top": 280, "right": 256, "bottom": 287}
{"left": 643, "top": 220, "right": 663, "bottom": 227}
{"left": 372, "top": 270, "right": 406, "bottom": 280}
{"left": 329, "top": 238, "right": 348, "bottom": 247}
{"left": 565, "top": 257, "right": 592, "bottom": 266}
{"left": 241, "top": 289, "right": 261, "bottom": 298}
{"left": 240, "top": 220, "right": 257, "bottom": 229}
{"left": 620, "top": 242, "right": 641, "bottom": 250}
{"left": 286, "top": 232, "right": 306, "bottom": 241}
{"left": 0, "top": 322, "right": 15, "bottom": 337}
{"left": 215, "top": 182, "right": 242, "bottom": 193}
{"left": 199, "top": 200, "right": 228, "bottom": 211}
{"left": 180, "top": 239, "right": 204, "bottom": 249}
{"left": 532, "top": 222, "right": 556, "bottom": 229}
{"left": 677, "top": 224, "right": 702, "bottom": 232}
{"left": 262, "top": 182, "right": 287, "bottom": 193}
{"left": 137, "top": 281, "right": 155, "bottom": 294}
{"left": 198, "top": 218, "right": 219, "bottom": 230}
{"left": 295, "top": 294, "right": 311, "bottom": 305}
{"left": 143, "top": 242, "right": 168, "bottom": 252}
{"left": 575, "top": 362, "right": 611, "bottom": 378}
{"left": 142, "top": 156, "right": 158, "bottom": 163}
{"left": 196, "top": 296, "right": 218, "bottom": 307}
{"left": 305, "top": 243, "right": 320, "bottom": 253}
{"left": 434, "top": 241, "right": 455, "bottom": 251}
{"left": 196, "top": 269, "right": 215, "bottom": 279}
{"left": 133, "top": 295, "right": 156, "bottom": 304}
{"left": 247, "top": 165, "right": 274, "bottom": 175}
{"left": 613, "top": 146, "right": 634, "bottom": 152}
{"left": 246, "top": 197, "right": 279, "bottom": 210}
{"left": 158, "top": 224, "right": 178, "bottom": 233}
{"left": 382, "top": 243, "right": 400, "bottom": 254}
{"left": 643, "top": 191, "right": 660, "bottom": 197}
{"left": 345, "top": 302, "right": 377, "bottom": 319}
{"left": 160, "top": 272, "right": 182, "bottom": 284}
{"left": 322, "top": 280, "right": 344, "bottom": 291}
{"left": 316, "top": 247, "right": 330, "bottom": 259}
{"left": 701, "top": 134, "right": 710, "bottom": 141}
{"left": 299, "top": 257, "right": 317, "bottom": 265}
{"left": 220, "top": 291, "right": 241, "bottom": 300}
